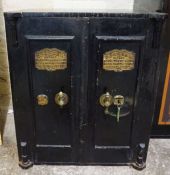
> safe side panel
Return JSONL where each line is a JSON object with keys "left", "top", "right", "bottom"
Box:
{"left": 4, "top": 15, "right": 36, "bottom": 165}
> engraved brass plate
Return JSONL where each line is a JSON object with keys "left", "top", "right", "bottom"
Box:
{"left": 103, "top": 49, "right": 135, "bottom": 72}
{"left": 35, "top": 48, "right": 67, "bottom": 71}
{"left": 37, "top": 94, "right": 48, "bottom": 106}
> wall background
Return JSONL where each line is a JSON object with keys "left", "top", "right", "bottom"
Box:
{"left": 133, "top": 0, "right": 162, "bottom": 11}
{"left": 2, "top": 0, "right": 135, "bottom": 12}
{"left": 2, "top": 0, "right": 162, "bottom": 12}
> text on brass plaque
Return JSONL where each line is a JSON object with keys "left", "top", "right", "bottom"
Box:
{"left": 35, "top": 48, "right": 67, "bottom": 71}
{"left": 37, "top": 94, "right": 48, "bottom": 106}
{"left": 103, "top": 49, "right": 135, "bottom": 72}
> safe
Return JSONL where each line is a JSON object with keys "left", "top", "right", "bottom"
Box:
{"left": 4, "top": 12, "right": 166, "bottom": 170}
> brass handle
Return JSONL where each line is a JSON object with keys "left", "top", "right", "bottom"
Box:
{"left": 55, "top": 91, "right": 69, "bottom": 107}
{"left": 99, "top": 92, "right": 113, "bottom": 107}
{"left": 99, "top": 92, "right": 127, "bottom": 123}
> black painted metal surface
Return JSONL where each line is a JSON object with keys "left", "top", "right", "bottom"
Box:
{"left": 4, "top": 12, "right": 166, "bottom": 169}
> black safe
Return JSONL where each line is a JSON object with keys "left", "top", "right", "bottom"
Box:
{"left": 4, "top": 12, "right": 166, "bottom": 170}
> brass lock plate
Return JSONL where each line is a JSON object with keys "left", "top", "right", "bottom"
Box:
{"left": 55, "top": 91, "right": 69, "bottom": 107}
{"left": 99, "top": 92, "right": 113, "bottom": 107}
{"left": 113, "top": 95, "right": 125, "bottom": 106}
{"left": 103, "top": 49, "right": 135, "bottom": 72}
{"left": 35, "top": 48, "right": 67, "bottom": 71}
{"left": 37, "top": 94, "right": 48, "bottom": 106}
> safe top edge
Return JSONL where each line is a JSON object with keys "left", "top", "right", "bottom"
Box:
{"left": 4, "top": 12, "right": 167, "bottom": 20}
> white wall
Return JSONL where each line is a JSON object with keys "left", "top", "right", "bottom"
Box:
{"left": 3, "top": 0, "right": 135, "bottom": 12}
{"left": 133, "top": 0, "right": 162, "bottom": 11}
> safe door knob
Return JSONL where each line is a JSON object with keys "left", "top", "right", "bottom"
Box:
{"left": 55, "top": 91, "right": 69, "bottom": 107}
{"left": 99, "top": 93, "right": 127, "bottom": 123}
{"left": 99, "top": 92, "right": 113, "bottom": 107}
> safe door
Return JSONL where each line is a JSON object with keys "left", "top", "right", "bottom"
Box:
{"left": 5, "top": 16, "right": 88, "bottom": 165}
{"left": 85, "top": 18, "right": 155, "bottom": 166}
{"left": 28, "top": 18, "right": 87, "bottom": 164}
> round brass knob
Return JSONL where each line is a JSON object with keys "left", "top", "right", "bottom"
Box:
{"left": 55, "top": 91, "right": 69, "bottom": 107}
{"left": 99, "top": 92, "right": 113, "bottom": 107}
{"left": 37, "top": 94, "right": 48, "bottom": 106}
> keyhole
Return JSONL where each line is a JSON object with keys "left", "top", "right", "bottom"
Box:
{"left": 113, "top": 95, "right": 124, "bottom": 106}
{"left": 117, "top": 99, "right": 121, "bottom": 105}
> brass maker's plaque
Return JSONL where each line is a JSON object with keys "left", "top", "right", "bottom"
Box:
{"left": 35, "top": 48, "right": 67, "bottom": 71}
{"left": 103, "top": 49, "right": 135, "bottom": 72}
